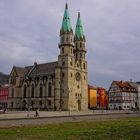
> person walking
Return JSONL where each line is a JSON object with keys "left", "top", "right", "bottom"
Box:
{"left": 35, "top": 108, "right": 39, "bottom": 117}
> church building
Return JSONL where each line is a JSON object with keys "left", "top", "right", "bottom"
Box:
{"left": 8, "top": 3, "right": 88, "bottom": 111}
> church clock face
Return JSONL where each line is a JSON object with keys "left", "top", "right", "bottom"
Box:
{"left": 75, "top": 72, "right": 81, "bottom": 81}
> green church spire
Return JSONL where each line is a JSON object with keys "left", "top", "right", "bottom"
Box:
{"left": 75, "top": 12, "right": 85, "bottom": 41}
{"left": 60, "top": 3, "right": 73, "bottom": 34}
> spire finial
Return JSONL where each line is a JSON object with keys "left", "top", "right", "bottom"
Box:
{"left": 65, "top": 1, "right": 68, "bottom": 9}
{"left": 78, "top": 10, "right": 80, "bottom": 17}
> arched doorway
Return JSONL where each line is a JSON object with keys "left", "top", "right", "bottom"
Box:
{"left": 78, "top": 100, "right": 81, "bottom": 111}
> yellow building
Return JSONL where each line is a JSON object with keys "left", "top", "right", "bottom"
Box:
{"left": 88, "top": 85, "right": 97, "bottom": 109}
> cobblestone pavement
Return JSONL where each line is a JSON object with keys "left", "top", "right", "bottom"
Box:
{"left": 0, "top": 110, "right": 139, "bottom": 127}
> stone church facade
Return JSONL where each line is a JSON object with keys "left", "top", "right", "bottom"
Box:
{"left": 8, "top": 3, "right": 88, "bottom": 111}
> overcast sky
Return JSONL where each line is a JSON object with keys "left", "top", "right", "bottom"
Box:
{"left": 0, "top": 0, "right": 140, "bottom": 89}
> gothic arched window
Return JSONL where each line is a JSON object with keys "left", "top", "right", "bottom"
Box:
{"left": 80, "top": 53, "right": 82, "bottom": 58}
{"left": 76, "top": 42, "right": 78, "bottom": 48}
{"left": 70, "top": 58, "right": 73, "bottom": 66}
{"left": 11, "top": 88, "right": 14, "bottom": 98}
{"left": 83, "top": 63, "right": 86, "bottom": 69}
{"left": 71, "top": 48, "right": 73, "bottom": 54}
{"left": 39, "top": 100, "right": 43, "bottom": 108}
{"left": 62, "top": 47, "right": 64, "bottom": 54}
{"left": 39, "top": 84, "right": 43, "bottom": 97}
{"left": 76, "top": 53, "right": 78, "bottom": 59}
{"left": 23, "top": 85, "right": 27, "bottom": 98}
{"left": 48, "top": 83, "right": 52, "bottom": 97}
{"left": 62, "top": 58, "right": 65, "bottom": 66}
{"left": 31, "top": 84, "right": 34, "bottom": 98}
{"left": 66, "top": 37, "right": 69, "bottom": 42}
{"left": 31, "top": 100, "right": 34, "bottom": 106}
{"left": 11, "top": 102, "right": 13, "bottom": 108}
{"left": 80, "top": 42, "right": 82, "bottom": 48}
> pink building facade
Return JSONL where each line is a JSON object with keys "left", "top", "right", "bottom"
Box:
{"left": 0, "top": 86, "right": 9, "bottom": 108}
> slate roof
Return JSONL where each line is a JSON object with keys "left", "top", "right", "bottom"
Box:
{"left": 14, "top": 67, "right": 26, "bottom": 76}
{"left": 114, "top": 81, "right": 133, "bottom": 89}
{"left": 113, "top": 81, "right": 137, "bottom": 92}
{"left": 14, "top": 62, "right": 58, "bottom": 77}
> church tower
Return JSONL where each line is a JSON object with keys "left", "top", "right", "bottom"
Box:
{"left": 58, "top": 3, "right": 88, "bottom": 111}
{"left": 74, "top": 12, "right": 88, "bottom": 110}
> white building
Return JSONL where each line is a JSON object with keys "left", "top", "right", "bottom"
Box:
{"left": 108, "top": 81, "right": 138, "bottom": 110}
{"left": 128, "top": 82, "right": 140, "bottom": 109}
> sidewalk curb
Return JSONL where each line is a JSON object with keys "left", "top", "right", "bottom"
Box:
{"left": 0, "top": 112, "right": 139, "bottom": 122}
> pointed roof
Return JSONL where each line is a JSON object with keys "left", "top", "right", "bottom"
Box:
{"left": 60, "top": 3, "right": 73, "bottom": 34}
{"left": 13, "top": 66, "right": 26, "bottom": 76}
{"left": 75, "top": 12, "right": 85, "bottom": 41}
{"left": 10, "top": 62, "right": 58, "bottom": 78}
{"left": 26, "top": 62, "right": 57, "bottom": 77}
{"left": 110, "top": 81, "right": 137, "bottom": 92}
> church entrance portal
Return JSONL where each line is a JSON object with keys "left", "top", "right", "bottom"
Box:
{"left": 78, "top": 100, "right": 81, "bottom": 111}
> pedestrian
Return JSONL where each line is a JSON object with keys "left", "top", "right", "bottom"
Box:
{"left": 35, "top": 108, "right": 39, "bottom": 117}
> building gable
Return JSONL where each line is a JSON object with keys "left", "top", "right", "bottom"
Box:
{"left": 9, "top": 67, "right": 18, "bottom": 78}
{"left": 108, "top": 81, "right": 120, "bottom": 92}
